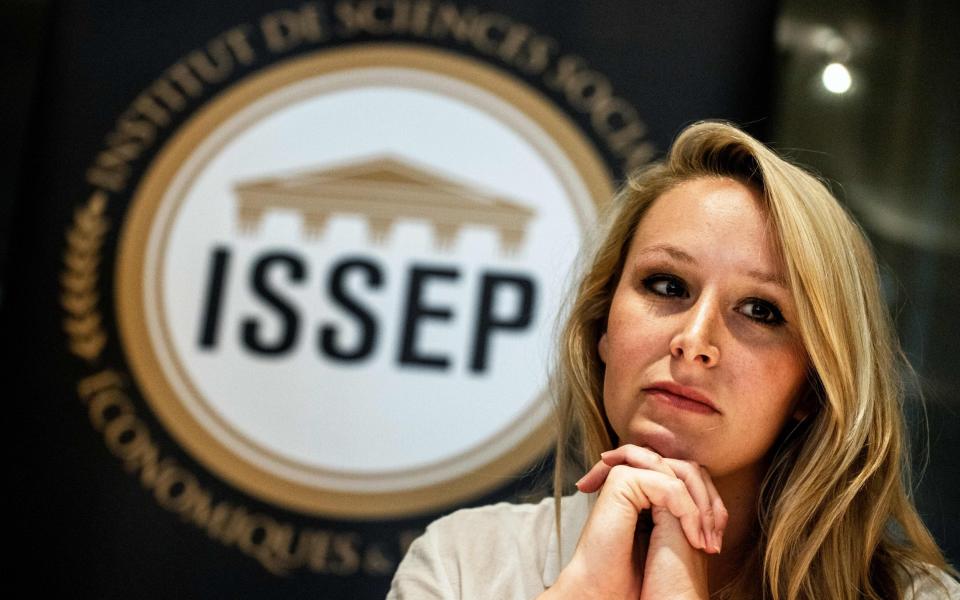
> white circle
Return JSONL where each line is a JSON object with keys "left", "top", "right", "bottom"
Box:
{"left": 141, "top": 67, "right": 594, "bottom": 493}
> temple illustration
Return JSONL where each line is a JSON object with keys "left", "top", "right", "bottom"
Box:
{"left": 233, "top": 155, "right": 536, "bottom": 253}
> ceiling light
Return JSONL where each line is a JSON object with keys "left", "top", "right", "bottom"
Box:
{"left": 822, "top": 62, "right": 852, "bottom": 94}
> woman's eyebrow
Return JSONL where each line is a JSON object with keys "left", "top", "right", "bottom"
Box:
{"left": 636, "top": 243, "right": 788, "bottom": 289}
{"left": 636, "top": 243, "right": 696, "bottom": 264}
{"left": 746, "top": 268, "right": 788, "bottom": 289}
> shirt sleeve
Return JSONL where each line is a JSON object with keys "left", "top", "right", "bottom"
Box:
{"left": 903, "top": 567, "right": 960, "bottom": 599}
{"left": 386, "top": 526, "right": 457, "bottom": 600}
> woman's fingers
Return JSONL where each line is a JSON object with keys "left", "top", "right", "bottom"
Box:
{"left": 601, "top": 444, "right": 676, "bottom": 477}
{"left": 663, "top": 460, "right": 720, "bottom": 553}
{"left": 699, "top": 465, "right": 729, "bottom": 550}
{"left": 581, "top": 444, "right": 727, "bottom": 554}
{"left": 605, "top": 465, "right": 706, "bottom": 551}
{"left": 579, "top": 459, "right": 706, "bottom": 550}
{"left": 574, "top": 458, "right": 611, "bottom": 493}
{"left": 577, "top": 445, "right": 675, "bottom": 492}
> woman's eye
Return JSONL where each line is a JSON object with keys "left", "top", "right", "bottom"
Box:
{"left": 738, "top": 298, "right": 786, "bottom": 326}
{"left": 642, "top": 275, "right": 688, "bottom": 298}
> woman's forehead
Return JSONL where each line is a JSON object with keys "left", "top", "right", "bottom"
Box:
{"left": 628, "top": 178, "right": 787, "bottom": 283}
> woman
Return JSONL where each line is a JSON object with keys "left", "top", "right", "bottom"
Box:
{"left": 387, "top": 122, "right": 959, "bottom": 599}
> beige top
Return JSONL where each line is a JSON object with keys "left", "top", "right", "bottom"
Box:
{"left": 387, "top": 492, "right": 960, "bottom": 599}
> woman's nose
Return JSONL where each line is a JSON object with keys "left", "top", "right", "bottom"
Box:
{"left": 669, "top": 294, "right": 721, "bottom": 367}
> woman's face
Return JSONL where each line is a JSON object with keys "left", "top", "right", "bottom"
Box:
{"left": 599, "top": 177, "right": 808, "bottom": 481}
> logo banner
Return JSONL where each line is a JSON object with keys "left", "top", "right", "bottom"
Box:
{"left": 8, "top": 1, "right": 776, "bottom": 596}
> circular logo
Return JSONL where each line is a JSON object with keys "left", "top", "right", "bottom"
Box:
{"left": 114, "top": 44, "right": 612, "bottom": 518}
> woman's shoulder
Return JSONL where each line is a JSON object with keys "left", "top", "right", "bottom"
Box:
{"left": 387, "top": 493, "right": 591, "bottom": 599}
{"left": 421, "top": 492, "right": 590, "bottom": 562}
{"left": 425, "top": 494, "right": 559, "bottom": 539}
{"left": 902, "top": 565, "right": 960, "bottom": 599}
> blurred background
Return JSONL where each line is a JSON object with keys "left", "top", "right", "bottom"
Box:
{"left": 3, "top": 1, "right": 956, "bottom": 597}
{"left": 772, "top": 0, "right": 959, "bottom": 569}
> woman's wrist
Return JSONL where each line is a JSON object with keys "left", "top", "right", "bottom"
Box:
{"left": 541, "top": 553, "right": 640, "bottom": 600}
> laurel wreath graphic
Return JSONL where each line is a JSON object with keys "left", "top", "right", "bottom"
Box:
{"left": 62, "top": 191, "right": 109, "bottom": 362}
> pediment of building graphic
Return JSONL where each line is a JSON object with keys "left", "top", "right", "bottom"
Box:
{"left": 233, "top": 155, "right": 535, "bottom": 252}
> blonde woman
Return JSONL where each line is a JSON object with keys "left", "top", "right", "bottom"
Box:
{"left": 387, "top": 122, "right": 959, "bottom": 599}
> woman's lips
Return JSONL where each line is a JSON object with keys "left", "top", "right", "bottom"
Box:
{"left": 643, "top": 382, "right": 720, "bottom": 415}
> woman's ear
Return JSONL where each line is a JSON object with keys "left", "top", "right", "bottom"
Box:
{"left": 598, "top": 332, "right": 608, "bottom": 364}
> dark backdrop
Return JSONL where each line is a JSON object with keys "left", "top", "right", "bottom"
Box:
{"left": 6, "top": 1, "right": 953, "bottom": 598}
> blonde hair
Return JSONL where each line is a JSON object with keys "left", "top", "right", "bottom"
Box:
{"left": 552, "top": 121, "right": 953, "bottom": 599}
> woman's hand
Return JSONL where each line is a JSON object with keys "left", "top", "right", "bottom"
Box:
{"left": 542, "top": 445, "right": 727, "bottom": 600}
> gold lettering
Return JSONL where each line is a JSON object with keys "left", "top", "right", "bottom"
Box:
{"left": 77, "top": 374, "right": 370, "bottom": 576}
{"left": 86, "top": 167, "right": 125, "bottom": 193}
{"left": 304, "top": 529, "right": 334, "bottom": 571}
{"left": 155, "top": 462, "right": 201, "bottom": 512}
{"left": 175, "top": 485, "right": 299, "bottom": 577}
{"left": 261, "top": 2, "right": 326, "bottom": 54}
{"left": 263, "top": 522, "right": 304, "bottom": 573}
{"left": 127, "top": 436, "right": 162, "bottom": 487}
{"left": 541, "top": 52, "right": 653, "bottom": 171}
{"left": 356, "top": 0, "right": 394, "bottom": 36}
{"left": 333, "top": 0, "right": 361, "bottom": 36}
{"left": 223, "top": 25, "right": 257, "bottom": 66}
{"left": 564, "top": 69, "right": 613, "bottom": 112}
{"left": 167, "top": 62, "right": 205, "bottom": 98}
{"left": 497, "top": 22, "right": 531, "bottom": 63}
{"left": 291, "top": 528, "right": 382, "bottom": 575}
{"left": 78, "top": 369, "right": 123, "bottom": 399}
{"left": 150, "top": 78, "right": 187, "bottom": 112}
{"left": 592, "top": 97, "right": 642, "bottom": 141}
{"left": 178, "top": 484, "right": 213, "bottom": 526}
{"left": 86, "top": 151, "right": 130, "bottom": 193}
{"left": 236, "top": 513, "right": 291, "bottom": 575}
{"left": 87, "top": 108, "right": 159, "bottom": 192}
{"left": 103, "top": 412, "right": 149, "bottom": 459}
{"left": 104, "top": 140, "right": 144, "bottom": 163}
{"left": 408, "top": 0, "right": 434, "bottom": 36}
{"left": 87, "top": 27, "right": 260, "bottom": 195}
{"left": 132, "top": 94, "right": 171, "bottom": 127}
{"left": 330, "top": 532, "right": 362, "bottom": 575}
{"left": 205, "top": 500, "right": 239, "bottom": 541}
{"left": 240, "top": 515, "right": 269, "bottom": 551}
{"left": 180, "top": 492, "right": 214, "bottom": 529}
{"left": 191, "top": 500, "right": 299, "bottom": 575}
{"left": 117, "top": 430, "right": 152, "bottom": 473}
{"left": 362, "top": 542, "right": 395, "bottom": 575}
{"left": 430, "top": 3, "right": 476, "bottom": 43}
{"left": 188, "top": 38, "right": 236, "bottom": 83}
{"left": 543, "top": 54, "right": 585, "bottom": 92}
{"left": 469, "top": 11, "right": 512, "bottom": 55}
{"left": 219, "top": 504, "right": 253, "bottom": 545}
{"left": 517, "top": 35, "right": 557, "bottom": 75}
{"left": 390, "top": 0, "right": 412, "bottom": 33}
{"left": 87, "top": 388, "right": 135, "bottom": 431}
{"left": 607, "top": 121, "right": 647, "bottom": 154}
{"left": 110, "top": 115, "right": 157, "bottom": 149}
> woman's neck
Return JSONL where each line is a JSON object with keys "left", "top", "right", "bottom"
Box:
{"left": 705, "top": 465, "right": 765, "bottom": 594}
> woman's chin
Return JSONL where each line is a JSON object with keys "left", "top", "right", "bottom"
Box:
{"left": 623, "top": 425, "right": 695, "bottom": 462}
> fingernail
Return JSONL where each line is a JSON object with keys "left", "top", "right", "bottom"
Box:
{"left": 600, "top": 450, "right": 610, "bottom": 458}
{"left": 575, "top": 475, "right": 586, "bottom": 488}
{"left": 716, "top": 530, "right": 723, "bottom": 553}
{"left": 699, "top": 530, "right": 706, "bottom": 550}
